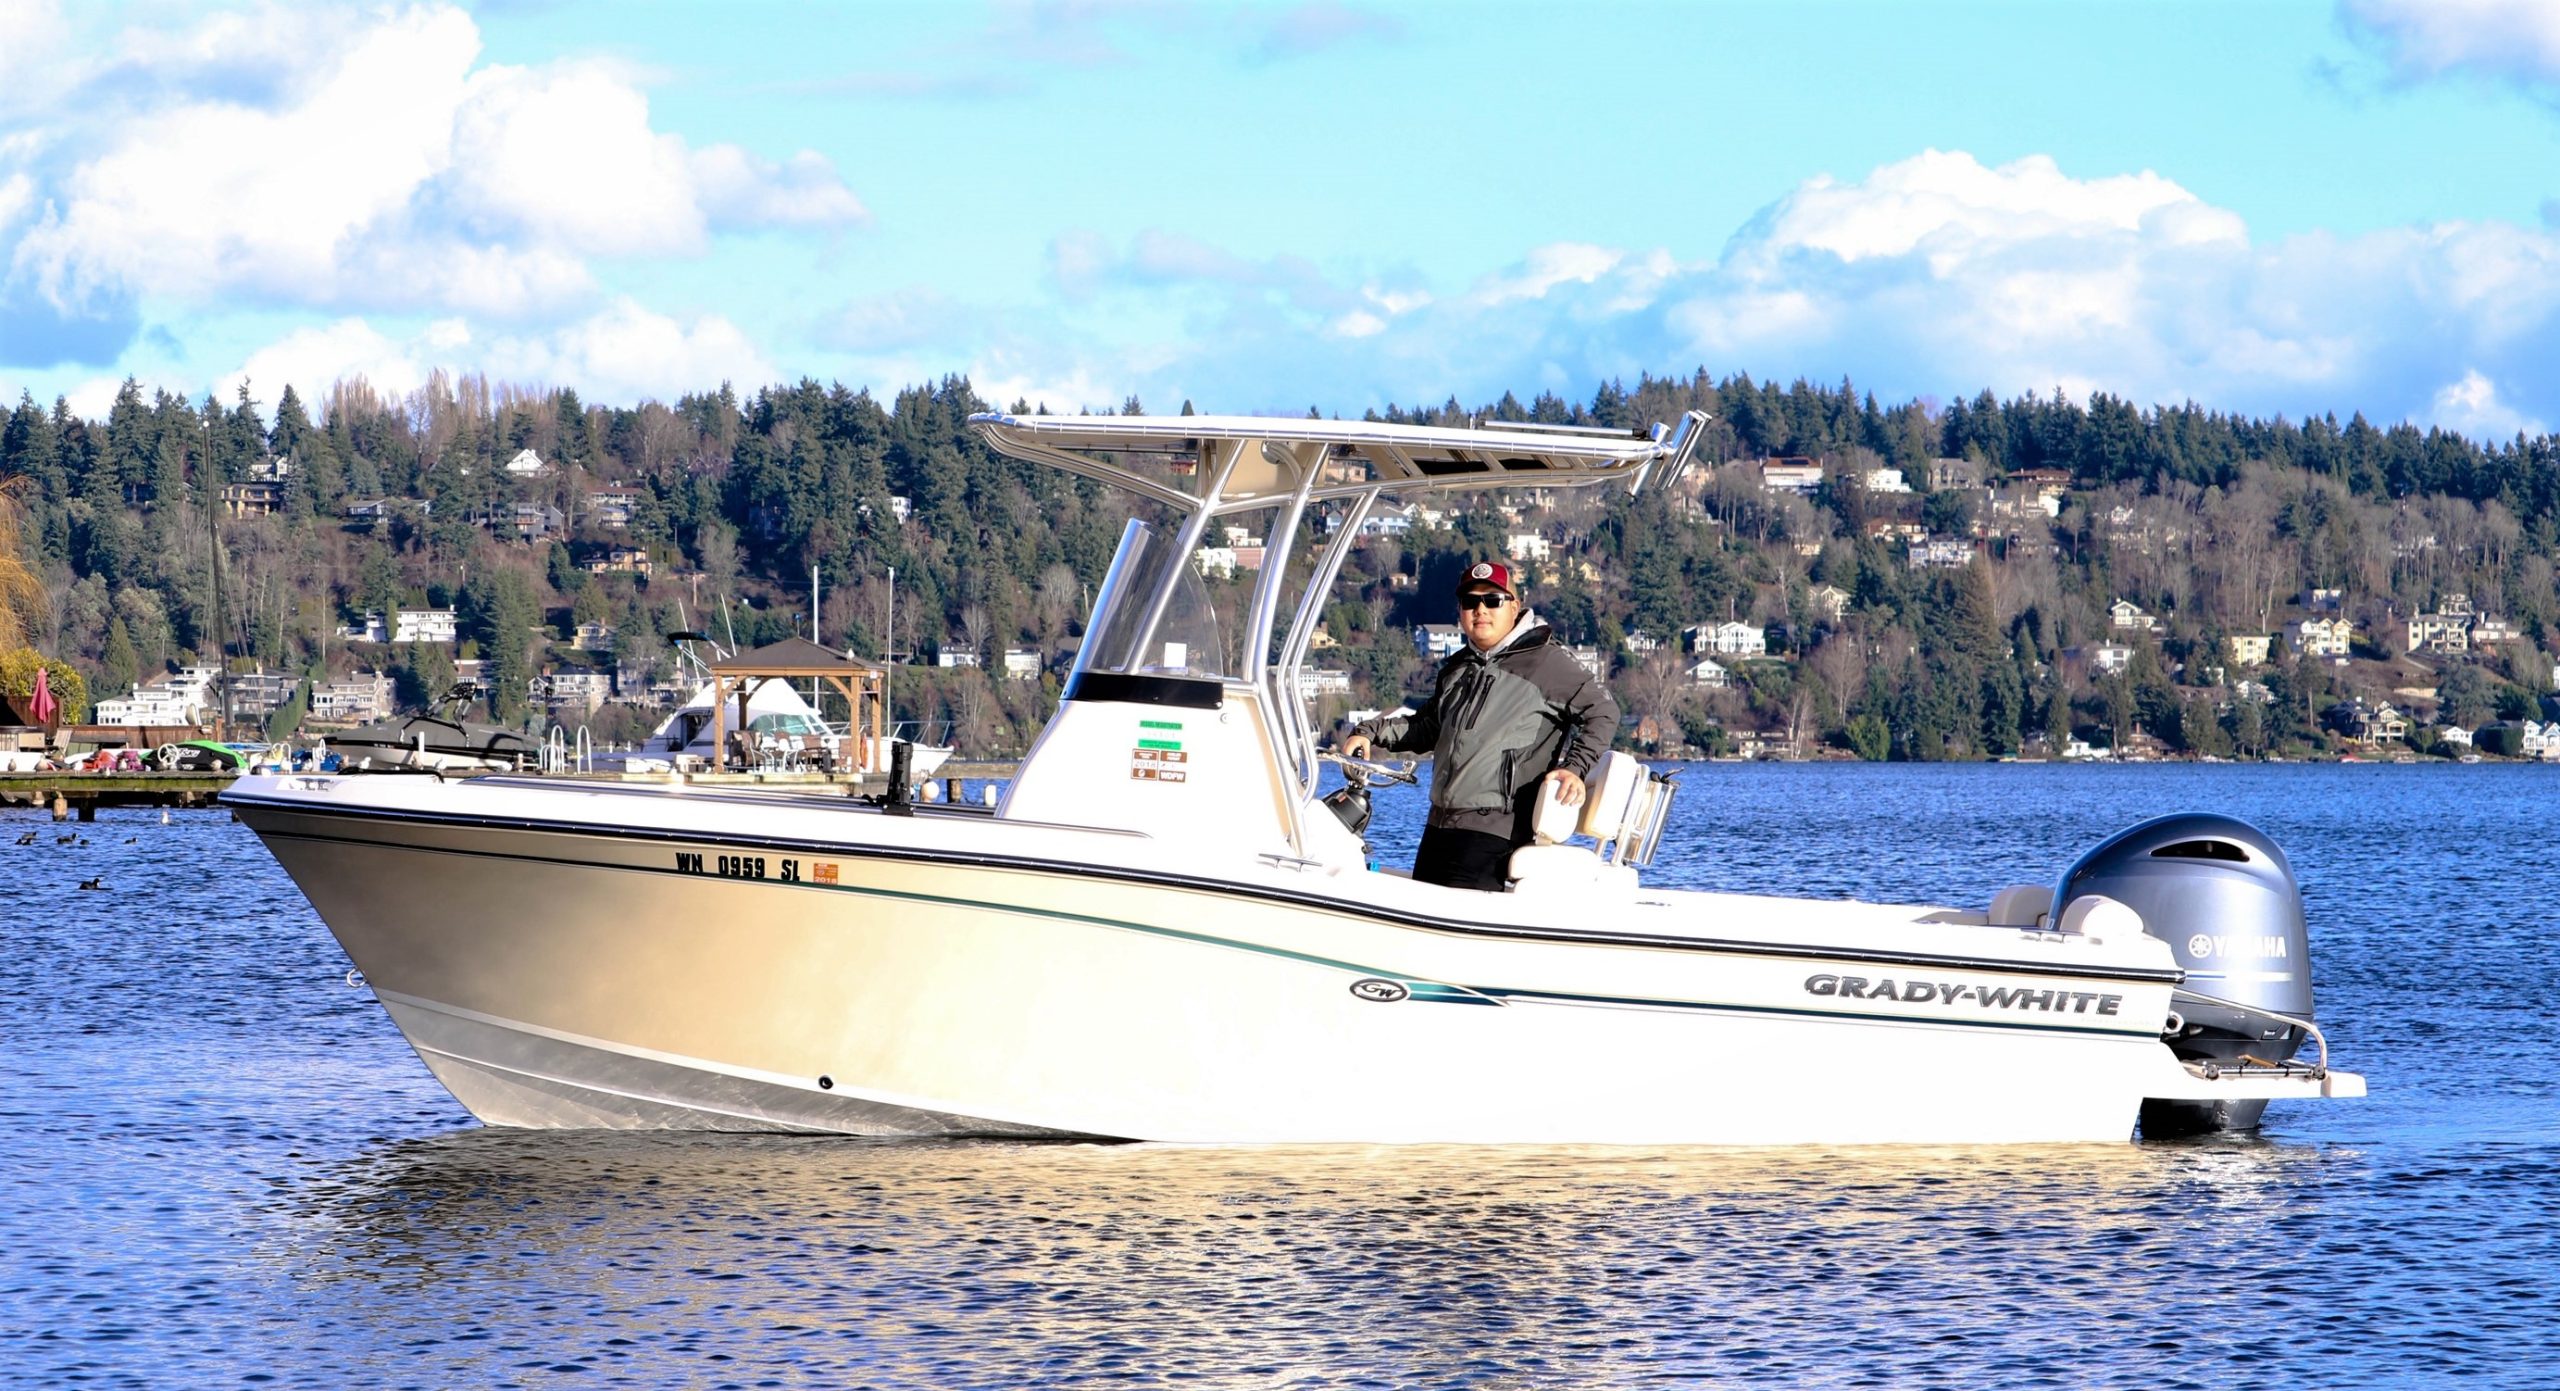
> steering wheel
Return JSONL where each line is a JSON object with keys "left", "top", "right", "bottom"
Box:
{"left": 1319, "top": 748, "right": 1419, "bottom": 788}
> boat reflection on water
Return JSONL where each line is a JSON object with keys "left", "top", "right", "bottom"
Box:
{"left": 259, "top": 1130, "right": 2347, "bottom": 1383}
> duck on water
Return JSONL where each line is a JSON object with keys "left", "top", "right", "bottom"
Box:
{"left": 225, "top": 411, "right": 2364, "bottom": 1146}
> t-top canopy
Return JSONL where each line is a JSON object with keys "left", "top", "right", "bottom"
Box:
{"left": 970, "top": 410, "right": 1707, "bottom": 510}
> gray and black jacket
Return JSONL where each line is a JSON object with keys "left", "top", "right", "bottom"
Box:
{"left": 1357, "top": 619, "right": 1620, "bottom": 841}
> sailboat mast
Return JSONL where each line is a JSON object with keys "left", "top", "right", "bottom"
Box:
{"left": 206, "top": 418, "right": 229, "bottom": 742}
{"left": 884, "top": 565, "right": 895, "bottom": 742}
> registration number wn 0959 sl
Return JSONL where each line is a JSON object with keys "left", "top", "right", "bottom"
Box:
{"left": 674, "top": 851, "right": 804, "bottom": 883}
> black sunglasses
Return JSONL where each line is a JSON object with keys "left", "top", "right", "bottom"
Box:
{"left": 1457, "top": 592, "right": 1512, "bottom": 611}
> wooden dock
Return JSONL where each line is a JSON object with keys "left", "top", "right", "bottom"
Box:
{"left": 0, "top": 760, "right": 1025, "bottom": 820}
{"left": 1, "top": 772, "right": 238, "bottom": 819}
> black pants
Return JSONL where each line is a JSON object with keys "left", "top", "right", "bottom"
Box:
{"left": 1412, "top": 824, "right": 1518, "bottom": 892}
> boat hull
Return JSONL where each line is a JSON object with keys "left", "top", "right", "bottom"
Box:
{"left": 232, "top": 784, "right": 2267, "bottom": 1146}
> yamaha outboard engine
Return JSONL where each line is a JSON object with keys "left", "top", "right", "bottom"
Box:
{"left": 2055, "top": 813, "right": 2315, "bottom": 1138}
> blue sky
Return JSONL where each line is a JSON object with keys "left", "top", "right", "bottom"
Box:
{"left": 3, "top": 0, "right": 2557, "bottom": 437}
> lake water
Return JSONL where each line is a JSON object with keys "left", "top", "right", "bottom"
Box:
{"left": 5, "top": 763, "right": 2554, "bottom": 1388}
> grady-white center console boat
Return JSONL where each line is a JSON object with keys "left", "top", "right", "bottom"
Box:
{"left": 229, "top": 412, "right": 2363, "bottom": 1144}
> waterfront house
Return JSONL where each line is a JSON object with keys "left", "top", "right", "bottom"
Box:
{"left": 309, "top": 673, "right": 394, "bottom": 725}
{"left": 2228, "top": 634, "right": 2273, "bottom": 667}
{"left": 223, "top": 669, "right": 301, "bottom": 721}
{"left": 1415, "top": 625, "right": 1466, "bottom": 661}
{"left": 544, "top": 668, "right": 613, "bottom": 714}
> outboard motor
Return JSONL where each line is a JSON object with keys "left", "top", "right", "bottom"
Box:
{"left": 2055, "top": 813, "right": 2315, "bottom": 1138}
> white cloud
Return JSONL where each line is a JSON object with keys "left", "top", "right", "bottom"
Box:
{"left": 2429, "top": 369, "right": 2544, "bottom": 436}
{"left": 894, "top": 149, "right": 2560, "bottom": 437}
{"left": 2341, "top": 0, "right": 2560, "bottom": 84}
{"left": 2, "top": 2, "right": 865, "bottom": 325}
{"left": 226, "top": 317, "right": 430, "bottom": 402}
{"left": 219, "top": 302, "right": 773, "bottom": 413}
{"left": 448, "top": 58, "right": 706, "bottom": 258}
{"left": 476, "top": 299, "right": 774, "bottom": 403}
{"left": 1470, "top": 243, "right": 1625, "bottom": 306}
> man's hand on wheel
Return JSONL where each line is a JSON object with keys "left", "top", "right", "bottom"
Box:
{"left": 1545, "top": 768, "right": 1586, "bottom": 807}
{"left": 1340, "top": 732, "right": 1372, "bottom": 761}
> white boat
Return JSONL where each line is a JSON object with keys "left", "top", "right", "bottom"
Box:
{"left": 228, "top": 411, "right": 2362, "bottom": 1145}
{"left": 591, "top": 638, "right": 953, "bottom": 781}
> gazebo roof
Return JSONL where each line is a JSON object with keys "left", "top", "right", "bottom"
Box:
{"left": 709, "top": 636, "right": 885, "bottom": 680}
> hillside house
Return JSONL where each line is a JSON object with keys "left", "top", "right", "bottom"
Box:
{"left": 2286, "top": 617, "right": 2354, "bottom": 661}
{"left": 583, "top": 545, "right": 652, "bottom": 576}
{"left": 1908, "top": 537, "right": 1977, "bottom": 569}
{"left": 587, "top": 485, "right": 643, "bottom": 529}
{"left": 2109, "top": 600, "right": 2159, "bottom": 634}
{"left": 2068, "top": 643, "right": 2134, "bottom": 676}
{"left": 1758, "top": 458, "right": 1822, "bottom": 493}
{"left": 393, "top": 608, "right": 458, "bottom": 645}
{"left": 1685, "top": 622, "right": 1766, "bottom": 658}
{"left": 221, "top": 480, "right": 283, "bottom": 517}
{"left": 1928, "top": 457, "right": 1982, "bottom": 490}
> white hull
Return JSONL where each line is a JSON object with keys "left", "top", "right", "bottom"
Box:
{"left": 230, "top": 774, "right": 2353, "bottom": 1145}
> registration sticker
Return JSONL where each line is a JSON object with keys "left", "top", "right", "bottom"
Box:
{"left": 1132, "top": 721, "right": 1187, "bottom": 781}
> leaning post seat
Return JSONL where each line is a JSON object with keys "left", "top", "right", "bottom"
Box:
{"left": 1509, "top": 751, "right": 1653, "bottom": 893}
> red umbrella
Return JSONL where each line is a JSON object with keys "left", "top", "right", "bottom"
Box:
{"left": 30, "top": 665, "right": 59, "bottom": 729}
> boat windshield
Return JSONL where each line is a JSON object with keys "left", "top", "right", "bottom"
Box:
{"left": 1075, "top": 520, "right": 1235, "bottom": 681}
{"left": 747, "top": 712, "right": 828, "bottom": 737}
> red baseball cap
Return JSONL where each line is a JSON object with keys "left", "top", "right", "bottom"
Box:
{"left": 1455, "top": 560, "right": 1518, "bottom": 596}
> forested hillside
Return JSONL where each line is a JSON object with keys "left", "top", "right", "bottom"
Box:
{"left": 5, "top": 367, "right": 2557, "bottom": 760}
